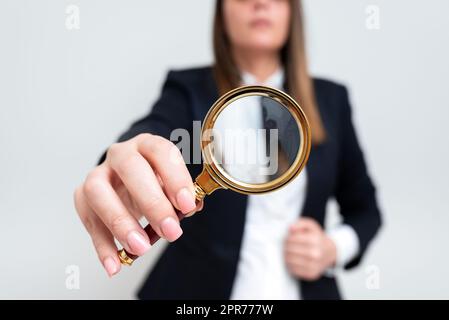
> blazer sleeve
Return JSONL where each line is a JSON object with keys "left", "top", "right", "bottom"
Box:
{"left": 334, "top": 85, "right": 383, "bottom": 270}
{"left": 98, "top": 70, "right": 193, "bottom": 164}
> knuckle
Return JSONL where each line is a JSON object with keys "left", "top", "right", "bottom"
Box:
{"left": 83, "top": 172, "right": 104, "bottom": 198}
{"left": 152, "top": 134, "right": 170, "bottom": 145}
{"left": 141, "top": 193, "right": 164, "bottom": 215}
{"left": 107, "top": 142, "right": 123, "bottom": 159}
{"left": 146, "top": 134, "right": 171, "bottom": 152}
{"left": 165, "top": 139, "right": 178, "bottom": 152}
{"left": 109, "top": 214, "right": 129, "bottom": 236}
{"left": 168, "top": 144, "right": 183, "bottom": 163}
{"left": 311, "top": 235, "right": 321, "bottom": 245}
{"left": 135, "top": 132, "right": 153, "bottom": 144}
{"left": 311, "top": 249, "right": 321, "bottom": 260}
{"left": 139, "top": 133, "right": 159, "bottom": 150}
{"left": 116, "top": 154, "right": 141, "bottom": 175}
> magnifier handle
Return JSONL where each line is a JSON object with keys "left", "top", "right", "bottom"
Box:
{"left": 117, "top": 208, "right": 188, "bottom": 265}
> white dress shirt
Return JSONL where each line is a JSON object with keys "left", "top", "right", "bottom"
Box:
{"left": 227, "top": 68, "right": 360, "bottom": 300}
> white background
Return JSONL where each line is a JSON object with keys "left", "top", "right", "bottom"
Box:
{"left": 0, "top": 0, "right": 448, "bottom": 299}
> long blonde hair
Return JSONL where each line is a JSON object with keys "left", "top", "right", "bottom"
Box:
{"left": 212, "top": 0, "right": 326, "bottom": 144}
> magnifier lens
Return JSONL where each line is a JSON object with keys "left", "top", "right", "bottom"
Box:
{"left": 211, "top": 95, "right": 301, "bottom": 185}
{"left": 200, "top": 86, "right": 310, "bottom": 195}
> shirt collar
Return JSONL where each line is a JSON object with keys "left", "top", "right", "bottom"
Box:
{"left": 240, "top": 67, "right": 285, "bottom": 89}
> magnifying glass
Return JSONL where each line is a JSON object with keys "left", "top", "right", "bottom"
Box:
{"left": 118, "top": 85, "right": 311, "bottom": 266}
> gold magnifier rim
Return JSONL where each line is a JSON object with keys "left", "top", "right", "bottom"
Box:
{"left": 200, "top": 85, "right": 311, "bottom": 195}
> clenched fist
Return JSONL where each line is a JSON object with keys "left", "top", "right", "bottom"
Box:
{"left": 284, "top": 217, "right": 337, "bottom": 281}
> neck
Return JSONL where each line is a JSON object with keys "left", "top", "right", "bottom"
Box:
{"left": 232, "top": 47, "right": 281, "bottom": 83}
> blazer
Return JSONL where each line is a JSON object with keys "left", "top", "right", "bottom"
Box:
{"left": 108, "top": 66, "right": 382, "bottom": 300}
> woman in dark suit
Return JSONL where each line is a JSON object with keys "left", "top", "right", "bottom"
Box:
{"left": 74, "top": 0, "right": 382, "bottom": 299}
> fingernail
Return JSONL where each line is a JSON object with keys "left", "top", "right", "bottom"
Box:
{"left": 127, "top": 231, "right": 151, "bottom": 255}
{"left": 184, "top": 209, "right": 196, "bottom": 218}
{"left": 185, "top": 201, "right": 203, "bottom": 217}
{"left": 103, "top": 257, "right": 119, "bottom": 277}
{"left": 160, "top": 217, "right": 183, "bottom": 242}
{"left": 176, "top": 187, "right": 196, "bottom": 213}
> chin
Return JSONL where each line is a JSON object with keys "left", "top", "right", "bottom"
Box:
{"left": 245, "top": 42, "right": 282, "bottom": 53}
{"left": 244, "top": 35, "right": 283, "bottom": 52}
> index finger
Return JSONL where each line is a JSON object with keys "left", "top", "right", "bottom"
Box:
{"left": 137, "top": 134, "right": 196, "bottom": 213}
